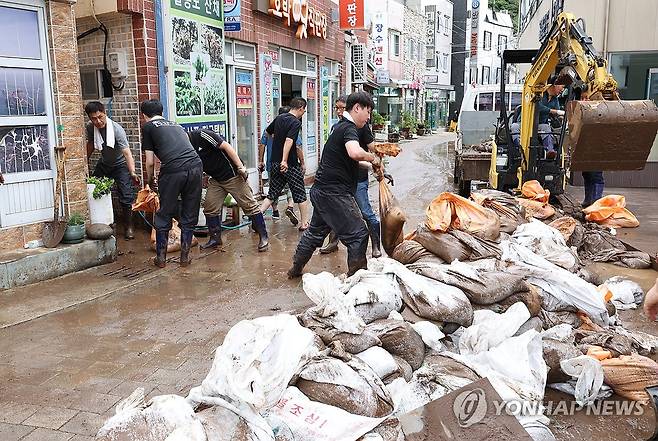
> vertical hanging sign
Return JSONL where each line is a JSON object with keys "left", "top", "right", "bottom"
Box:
{"left": 259, "top": 53, "right": 274, "bottom": 131}
{"left": 321, "top": 66, "right": 330, "bottom": 145}
{"left": 224, "top": 0, "right": 241, "bottom": 32}
{"left": 339, "top": 0, "right": 365, "bottom": 30}
{"left": 169, "top": 0, "right": 228, "bottom": 137}
{"left": 371, "top": 10, "right": 388, "bottom": 70}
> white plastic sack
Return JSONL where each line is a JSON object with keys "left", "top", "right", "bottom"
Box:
{"left": 369, "top": 258, "right": 473, "bottom": 326}
{"left": 266, "top": 387, "right": 387, "bottom": 441}
{"left": 541, "top": 324, "right": 574, "bottom": 343}
{"left": 355, "top": 347, "right": 399, "bottom": 380}
{"left": 499, "top": 241, "right": 609, "bottom": 327}
{"left": 559, "top": 356, "right": 604, "bottom": 406}
{"left": 512, "top": 220, "right": 579, "bottom": 271}
{"left": 344, "top": 270, "right": 404, "bottom": 323}
{"left": 187, "top": 315, "right": 318, "bottom": 441}
{"left": 411, "top": 321, "right": 446, "bottom": 352}
{"left": 459, "top": 302, "right": 531, "bottom": 355}
{"left": 302, "top": 272, "right": 366, "bottom": 334}
{"left": 603, "top": 276, "right": 644, "bottom": 310}
{"left": 548, "top": 382, "right": 612, "bottom": 402}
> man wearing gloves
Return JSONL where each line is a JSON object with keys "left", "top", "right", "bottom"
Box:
{"left": 140, "top": 100, "right": 203, "bottom": 268}
{"left": 188, "top": 129, "right": 269, "bottom": 252}
{"left": 536, "top": 83, "right": 565, "bottom": 160}
{"left": 85, "top": 101, "right": 140, "bottom": 239}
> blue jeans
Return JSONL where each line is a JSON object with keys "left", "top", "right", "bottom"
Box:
{"left": 355, "top": 179, "right": 380, "bottom": 235}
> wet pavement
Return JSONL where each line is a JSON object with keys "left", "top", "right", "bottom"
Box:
{"left": 0, "top": 131, "right": 657, "bottom": 440}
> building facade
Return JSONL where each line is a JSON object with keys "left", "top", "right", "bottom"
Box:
{"left": 423, "top": 0, "right": 453, "bottom": 129}
{"left": 466, "top": 0, "right": 514, "bottom": 88}
{"left": 518, "top": 0, "right": 658, "bottom": 187}
{"left": 0, "top": 0, "right": 88, "bottom": 251}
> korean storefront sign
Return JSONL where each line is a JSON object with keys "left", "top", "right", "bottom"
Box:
{"left": 339, "top": 0, "right": 364, "bottom": 30}
{"left": 235, "top": 71, "right": 253, "bottom": 114}
{"left": 259, "top": 53, "right": 274, "bottom": 129}
{"left": 371, "top": 9, "right": 388, "bottom": 70}
{"left": 376, "top": 69, "right": 390, "bottom": 85}
{"left": 224, "top": 0, "right": 241, "bottom": 31}
{"left": 169, "top": 0, "right": 228, "bottom": 137}
{"left": 321, "top": 66, "right": 330, "bottom": 145}
{"left": 268, "top": 0, "right": 328, "bottom": 40}
{"left": 470, "top": 0, "right": 480, "bottom": 63}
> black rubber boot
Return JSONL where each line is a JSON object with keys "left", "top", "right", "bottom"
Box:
{"left": 154, "top": 230, "right": 168, "bottom": 268}
{"left": 319, "top": 231, "right": 339, "bottom": 254}
{"left": 201, "top": 215, "right": 222, "bottom": 250}
{"left": 250, "top": 213, "right": 269, "bottom": 252}
{"left": 370, "top": 229, "right": 382, "bottom": 258}
{"left": 287, "top": 260, "right": 305, "bottom": 279}
{"left": 582, "top": 184, "right": 594, "bottom": 208}
{"left": 347, "top": 258, "right": 368, "bottom": 277}
{"left": 180, "top": 229, "right": 194, "bottom": 267}
{"left": 122, "top": 204, "right": 135, "bottom": 240}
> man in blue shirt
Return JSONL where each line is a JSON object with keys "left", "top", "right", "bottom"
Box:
{"left": 536, "top": 83, "right": 565, "bottom": 160}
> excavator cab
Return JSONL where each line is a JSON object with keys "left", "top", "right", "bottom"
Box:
{"left": 490, "top": 13, "right": 658, "bottom": 197}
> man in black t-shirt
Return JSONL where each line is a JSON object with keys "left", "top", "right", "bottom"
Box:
{"left": 287, "top": 91, "right": 382, "bottom": 279}
{"left": 188, "top": 129, "right": 269, "bottom": 252}
{"left": 140, "top": 99, "right": 203, "bottom": 268}
{"left": 258, "top": 97, "right": 310, "bottom": 230}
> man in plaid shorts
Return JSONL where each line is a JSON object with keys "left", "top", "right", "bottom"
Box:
{"left": 258, "top": 97, "right": 310, "bottom": 230}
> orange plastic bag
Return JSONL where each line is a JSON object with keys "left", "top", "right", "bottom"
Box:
{"left": 132, "top": 185, "right": 160, "bottom": 213}
{"left": 149, "top": 219, "right": 198, "bottom": 253}
{"left": 601, "top": 355, "right": 658, "bottom": 404}
{"left": 516, "top": 198, "right": 556, "bottom": 220}
{"left": 426, "top": 192, "right": 500, "bottom": 240}
{"left": 379, "top": 180, "right": 407, "bottom": 255}
{"left": 548, "top": 216, "right": 577, "bottom": 241}
{"left": 521, "top": 180, "right": 550, "bottom": 203}
{"left": 582, "top": 195, "right": 639, "bottom": 228}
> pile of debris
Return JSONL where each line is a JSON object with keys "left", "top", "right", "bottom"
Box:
{"left": 96, "top": 184, "right": 658, "bottom": 441}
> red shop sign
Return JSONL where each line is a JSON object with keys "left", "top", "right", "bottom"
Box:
{"left": 339, "top": 0, "right": 365, "bottom": 30}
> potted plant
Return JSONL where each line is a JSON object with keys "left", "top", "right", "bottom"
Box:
{"left": 388, "top": 126, "right": 400, "bottom": 143}
{"left": 62, "top": 212, "right": 86, "bottom": 244}
{"left": 87, "top": 176, "right": 115, "bottom": 225}
{"left": 371, "top": 111, "right": 386, "bottom": 132}
{"left": 401, "top": 112, "right": 417, "bottom": 139}
{"left": 416, "top": 122, "right": 426, "bottom": 136}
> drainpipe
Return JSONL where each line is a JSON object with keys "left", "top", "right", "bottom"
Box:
{"left": 602, "top": 0, "right": 610, "bottom": 58}
{"left": 154, "top": 0, "right": 170, "bottom": 118}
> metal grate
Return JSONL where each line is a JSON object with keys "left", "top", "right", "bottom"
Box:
{"left": 351, "top": 44, "right": 366, "bottom": 84}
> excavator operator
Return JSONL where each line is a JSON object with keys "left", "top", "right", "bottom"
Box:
{"left": 536, "top": 82, "right": 565, "bottom": 160}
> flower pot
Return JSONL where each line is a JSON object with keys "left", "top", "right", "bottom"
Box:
{"left": 87, "top": 184, "right": 114, "bottom": 225}
{"left": 400, "top": 128, "right": 410, "bottom": 138}
{"left": 388, "top": 133, "right": 400, "bottom": 143}
{"left": 417, "top": 128, "right": 426, "bottom": 136}
{"left": 62, "top": 224, "right": 85, "bottom": 244}
{"left": 372, "top": 124, "right": 385, "bottom": 132}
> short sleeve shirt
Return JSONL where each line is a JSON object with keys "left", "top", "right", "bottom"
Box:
{"left": 141, "top": 118, "right": 202, "bottom": 174}
{"left": 188, "top": 130, "right": 238, "bottom": 182}
{"left": 265, "top": 112, "right": 302, "bottom": 167}
{"left": 313, "top": 118, "right": 361, "bottom": 194}
{"left": 86, "top": 121, "right": 129, "bottom": 167}
{"left": 357, "top": 123, "right": 375, "bottom": 182}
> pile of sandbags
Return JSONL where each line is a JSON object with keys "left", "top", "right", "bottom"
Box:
{"left": 471, "top": 189, "right": 527, "bottom": 234}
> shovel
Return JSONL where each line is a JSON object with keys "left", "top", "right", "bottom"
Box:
{"left": 42, "top": 146, "right": 68, "bottom": 248}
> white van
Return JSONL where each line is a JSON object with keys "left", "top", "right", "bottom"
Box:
{"left": 458, "top": 84, "right": 523, "bottom": 145}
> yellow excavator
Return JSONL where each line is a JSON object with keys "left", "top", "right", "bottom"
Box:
{"left": 489, "top": 11, "right": 658, "bottom": 198}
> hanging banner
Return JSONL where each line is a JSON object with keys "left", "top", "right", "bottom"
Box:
{"left": 259, "top": 53, "right": 274, "bottom": 133}
{"left": 470, "top": 0, "right": 480, "bottom": 70}
{"left": 371, "top": 9, "right": 388, "bottom": 70}
{"left": 169, "top": 0, "right": 227, "bottom": 137}
{"left": 321, "top": 66, "right": 330, "bottom": 145}
{"left": 339, "top": 0, "right": 365, "bottom": 30}
{"left": 224, "top": 0, "right": 241, "bottom": 32}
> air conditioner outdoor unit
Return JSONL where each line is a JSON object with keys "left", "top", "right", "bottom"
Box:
{"left": 351, "top": 44, "right": 367, "bottom": 84}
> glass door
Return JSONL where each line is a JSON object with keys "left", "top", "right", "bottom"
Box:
{"left": 304, "top": 78, "right": 318, "bottom": 174}
{"left": 227, "top": 66, "right": 257, "bottom": 191}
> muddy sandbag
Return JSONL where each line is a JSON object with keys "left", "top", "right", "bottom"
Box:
{"left": 574, "top": 330, "right": 635, "bottom": 357}
{"left": 357, "top": 418, "right": 404, "bottom": 441}
{"left": 543, "top": 341, "right": 582, "bottom": 384}
{"left": 539, "top": 310, "right": 583, "bottom": 330}
{"left": 413, "top": 224, "right": 501, "bottom": 263}
{"left": 471, "top": 189, "right": 527, "bottom": 234}
{"left": 409, "top": 260, "right": 526, "bottom": 305}
{"left": 380, "top": 180, "right": 407, "bottom": 255}
{"left": 515, "top": 317, "right": 543, "bottom": 336}
{"left": 87, "top": 223, "right": 114, "bottom": 240}
{"left": 366, "top": 319, "right": 425, "bottom": 370}
{"left": 423, "top": 354, "right": 480, "bottom": 382}
{"left": 382, "top": 355, "right": 414, "bottom": 385}
{"left": 516, "top": 197, "right": 556, "bottom": 220}
{"left": 583, "top": 195, "right": 640, "bottom": 228}
{"left": 196, "top": 406, "right": 256, "bottom": 441}
{"left": 512, "top": 220, "right": 580, "bottom": 272}
{"left": 499, "top": 284, "right": 543, "bottom": 317}
{"left": 345, "top": 271, "right": 404, "bottom": 324}
{"left": 426, "top": 192, "right": 501, "bottom": 240}
{"left": 391, "top": 240, "right": 440, "bottom": 265}
{"left": 316, "top": 328, "right": 381, "bottom": 354}
{"left": 355, "top": 346, "right": 399, "bottom": 380}
{"left": 601, "top": 355, "right": 658, "bottom": 404}
{"left": 296, "top": 356, "right": 393, "bottom": 417}
{"left": 578, "top": 224, "right": 651, "bottom": 269}
{"left": 549, "top": 216, "right": 578, "bottom": 242}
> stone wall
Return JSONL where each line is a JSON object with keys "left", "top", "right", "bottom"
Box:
{"left": 0, "top": 1, "right": 87, "bottom": 252}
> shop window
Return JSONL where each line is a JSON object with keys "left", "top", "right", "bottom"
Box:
{"left": 234, "top": 42, "right": 255, "bottom": 63}
{"left": 484, "top": 31, "right": 492, "bottom": 51}
{"left": 390, "top": 32, "right": 401, "bottom": 58}
{"left": 295, "top": 53, "right": 306, "bottom": 71}
{"left": 281, "top": 49, "right": 295, "bottom": 70}
{"left": 478, "top": 92, "right": 493, "bottom": 111}
{"left": 0, "top": 6, "right": 41, "bottom": 59}
{"left": 482, "top": 66, "right": 490, "bottom": 84}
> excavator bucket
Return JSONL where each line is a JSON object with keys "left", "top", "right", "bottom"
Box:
{"left": 566, "top": 100, "right": 658, "bottom": 171}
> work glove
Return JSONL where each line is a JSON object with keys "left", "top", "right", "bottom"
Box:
{"left": 384, "top": 173, "right": 394, "bottom": 186}
{"left": 130, "top": 172, "right": 141, "bottom": 187}
{"left": 238, "top": 167, "right": 249, "bottom": 181}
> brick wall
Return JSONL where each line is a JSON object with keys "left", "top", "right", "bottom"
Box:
{"left": 76, "top": 14, "right": 143, "bottom": 179}
{"left": 0, "top": 1, "right": 87, "bottom": 251}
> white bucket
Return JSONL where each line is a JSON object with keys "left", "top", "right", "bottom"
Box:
{"left": 87, "top": 184, "right": 114, "bottom": 225}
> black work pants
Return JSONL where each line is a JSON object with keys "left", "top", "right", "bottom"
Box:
{"left": 293, "top": 186, "right": 369, "bottom": 267}
{"left": 93, "top": 161, "right": 135, "bottom": 206}
{"left": 155, "top": 165, "right": 202, "bottom": 232}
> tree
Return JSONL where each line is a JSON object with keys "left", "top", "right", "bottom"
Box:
{"left": 491, "top": 0, "right": 519, "bottom": 33}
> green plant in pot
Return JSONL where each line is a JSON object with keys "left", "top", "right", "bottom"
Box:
{"left": 416, "top": 122, "right": 426, "bottom": 136}
{"left": 388, "top": 125, "right": 400, "bottom": 143}
{"left": 62, "top": 212, "right": 86, "bottom": 244}
{"left": 371, "top": 111, "right": 386, "bottom": 131}
{"left": 401, "top": 112, "right": 417, "bottom": 139}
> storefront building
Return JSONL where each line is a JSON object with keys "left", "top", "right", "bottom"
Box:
{"left": 160, "top": 0, "right": 346, "bottom": 189}
{"left": 0, "top": 0, "right": 87, "bottom": 251}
